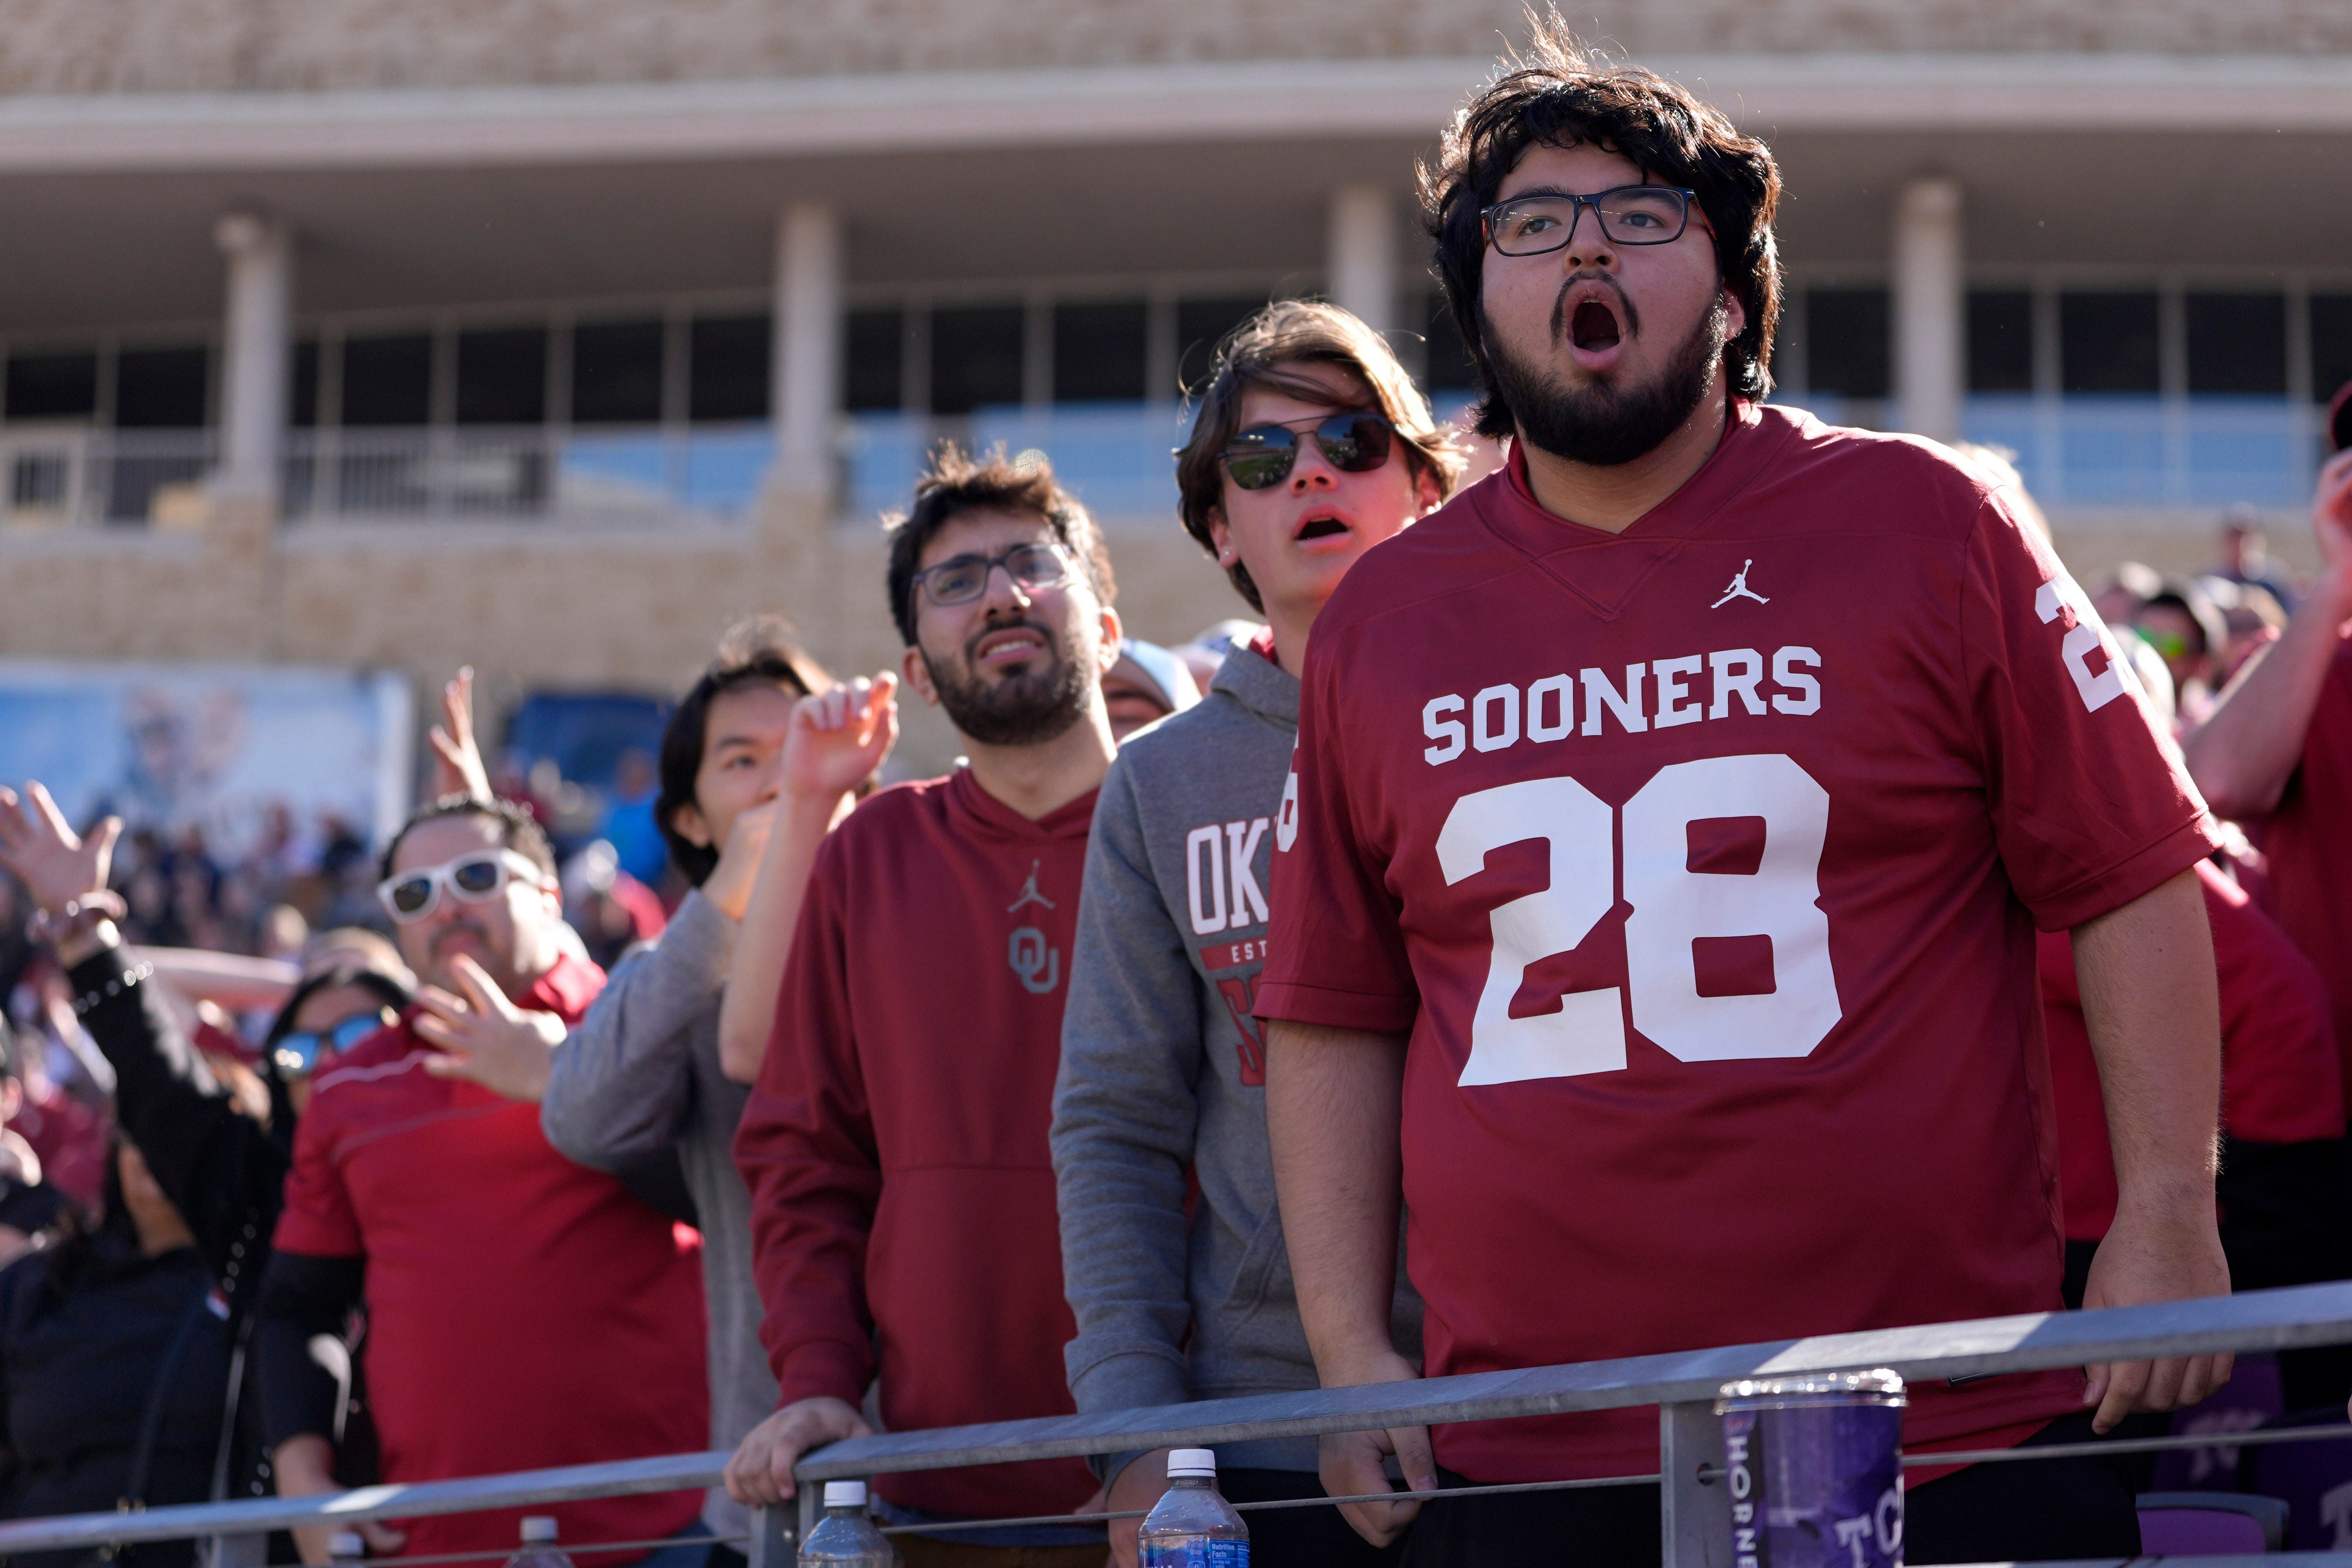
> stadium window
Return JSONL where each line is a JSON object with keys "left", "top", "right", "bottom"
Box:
{"left": 113, "top": 346, "right": 210, "bottom": 428}
{"left": 291, "top": 341, "right": 320, "bottom": 429}
{"left": 339, "top": 333, "right": 433, "bottom": 427}
{"left": 689, "top": 316, "right": 771, "bottom": 423}
{"left": 4, "top": 350, "right": 98, "bottom": 421}
{"left": 455, "top": 327, "right": 548, "bottom": 426}
{"left": 1424, "top": 296, "right": 1479, "bottom": 392}
{"left": 1967, "top": 291, "right": 2035, "bottom": 393}
{"left": 2059, "top": 291, "right": 2160, "bottom": 394}
{"left": 1804, "top": 288, "right": 1890, "bottom": 398}
{"left": 930, "top": 305, "right": 1025, "bottom": 415}
{"left": 571, "top": 320, "right": 665, "bottom": 425}
{"left": 844, "top": 309, "right": 904, "bottom": 413}
{"left": 2185, "top": 293, "right": 2287, "bottom": 395}
{"left": 1052, "top": 302, "right": 1148, "bottom": 403}
{"left": 2312, "top": 294, "right": 2352, "bottom": 406}
{"left": 1177, "top": 297, "right": 1266, "bottom": 396}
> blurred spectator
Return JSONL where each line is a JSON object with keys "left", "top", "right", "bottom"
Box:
{"left": 2202, "top": 576, "right": 2290, "bottom": 687}
{"left": 302, "top": 927, "right": 411, "bottom": 988}
{"left": 2092, "top": 560, "right": 2164, "bottom": 627}
{"left": 256, "top": 904, "right": 309, "bottom": 965}
{"left": 1171, "top": 618, "right": 1267, "bottom": 692}
{"left": 2133, "top": 577, "right": 2227, "bottom": 731}
{"left": 1099, "top": 640, "right": 1202, "bottom": 742}
{"left": 0, "top": 1137, "right": 224, "bottom": 1568}
{"left": 0, "top": 1019, "right": 68, "bottom": 1271}
{"left": 6, "top": 975, "right": 108, "bottom": 1214}
{"left": 2217, "top": 503, "right": 2301, "bottom": 611}
{"left": 601, "top": 748, "right": 668, "bottom": 888}
{"left": 257, "top": 796, "right": 708, "bottom": 1567}
{"left": 2185, "top": 446, "right": 2352, "bottom": 1082}
{"left": 561, "top": 841, "right": 668, "bottom": 970}
{"left": 544, "top": 616, "right": 883, "bottom": 1565}
{"left": 2044, "top": 859, "right": 2350, "bottom": 1407}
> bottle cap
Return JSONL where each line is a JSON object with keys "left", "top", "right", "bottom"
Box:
{"left": 328, "top": 1533, "right": 365, "bottom": 1560}
{"left": 520, "top": 1518, "right": 560, "bottom": 1544}
{"left": 823, "top": 1481, "right": 869, "bottom": 1508}
{"left": 1167, "top": 1448, "right": 1217, "bottom": 1478}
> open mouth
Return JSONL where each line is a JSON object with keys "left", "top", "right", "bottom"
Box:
{"left": 1571, "top": 298, "right": 1624, "bottom": 352}
{"left": 1295, "top": 508, "right": 1352, "bottom": 542}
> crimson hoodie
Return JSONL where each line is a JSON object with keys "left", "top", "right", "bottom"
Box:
{"left": 735, "top": 767, "right": 1098, "bottom": 1520}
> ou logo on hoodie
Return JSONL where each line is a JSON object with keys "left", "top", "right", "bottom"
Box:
{"left": 1007, "top": 927, "right": 1060, "bottom": 995}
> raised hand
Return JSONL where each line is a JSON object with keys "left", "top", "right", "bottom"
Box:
{"left": 700, "top": 798, "right": 778, "bottom": 923}
{"left": 782, "top": 673, "right": 899, "bottom": 806}
{"left": 426, "top": 666, "right": 494, "bottom": 803}
{"left": 0, "top": 782, "right": 121, "bottom": 915}
{"left": 414, "top": 953, "right": 564, "bottom": 1102}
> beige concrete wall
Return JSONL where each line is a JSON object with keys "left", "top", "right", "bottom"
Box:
{"left": 0, "top": 0, "right": 2345, "bottom": 97}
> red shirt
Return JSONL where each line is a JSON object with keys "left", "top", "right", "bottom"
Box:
{"left": 734, "top": 768, "right": 1098, "bottom": 1521}
{"left": 274, "top": 952, "right": 708, "bottom": 1562}
{"left": 2257, "top": 639, "right": 2352, "bottom": 1105}
{"left": 2044, "top": 859, "right": 2343, "bottom": 1240}
{"left": 1257, "top": 404, "right": 2218, "bottom": 1486}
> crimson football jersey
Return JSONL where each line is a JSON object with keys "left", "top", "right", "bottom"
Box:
{"left": 1257, "top": 402, "right": 2218, "bottom": 1486}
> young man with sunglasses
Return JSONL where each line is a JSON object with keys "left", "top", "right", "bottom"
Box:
{"left": 1050, "top": 299, "right": 1457, "bottom": 1568}
{"left": 1256, "top": 30, "right": 2233, "bottom": 1568}
{"left": 726, "top": 449, "right": 1120, "bottom": 1565}
{"left": 257, "top": 796, "right": 709, "bottom": 1567}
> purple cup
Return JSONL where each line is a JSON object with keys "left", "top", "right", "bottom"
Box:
{"left": 1716, "top": 1369, "right": 1907, "bottom": 1568}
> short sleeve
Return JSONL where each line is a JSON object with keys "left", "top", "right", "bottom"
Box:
{"left": 270, "top": 1093, "right": 363, "bottom": 1258}
{"left": 1255, "top": 630, "right": 1419, "bottom": 1032}
{"left": 1959, "top": 494, "right": 2219, "bottom": 930}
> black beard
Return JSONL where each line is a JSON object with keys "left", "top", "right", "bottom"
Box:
{"left": 1482, "top": 288, "right": 1730, "bottom": 467}
{"left": 923, "top": 617, "right": 1093, "bottom": 747}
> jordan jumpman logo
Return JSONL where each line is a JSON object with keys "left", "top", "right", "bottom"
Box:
{"left": 1711, "top": 560, "right": 1769, "bottom": 608}
{"left": 1007, "top": 859, "right": 1056, "bottom": 914}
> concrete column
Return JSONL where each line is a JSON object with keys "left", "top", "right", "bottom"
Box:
{"left": 1327, "top": 184, "right": 1400, "bottom": 337}
{"left": 771, "top": 202, "right": 843, "bottom": 494}
{"left": 212, "top": 212, "right": 293, "bottom": 498}
{"left": 1892, "top": 176, "right": 1964, "bottom": 443}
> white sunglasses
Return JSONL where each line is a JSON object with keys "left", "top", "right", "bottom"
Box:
{"left": 376, "top": 848, "right": 549, "bottom": 925}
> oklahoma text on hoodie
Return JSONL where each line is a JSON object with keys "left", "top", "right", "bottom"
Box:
{"left": 734, "top": 766, "right": 1098, "bottom": 1521}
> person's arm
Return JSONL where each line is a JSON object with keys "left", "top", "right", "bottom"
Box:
{"left": 136, "top": 947, "right": 299, "bottom": 1013}
{"left": 1048, "top": 765, "right": 1204, "bottom": 1563}
{"left": 2073, "top": 868, "right": 2233, "bottom": 1431}
{"left": 2185, "top": 449, "right": 2352, "bottom": 815}
{"left": 718, "top": 675, "right": 897, "bottom": 1083}
{"left": 723, "top": 846, "right": 880, "bottom": 1507}
{"left": 541, "top": 891, "right": 736, "bottom": 1170}
{"left": 255, "top": 1251, "right": 406, "bottom": 1564}
{"left": 1265, "top": 1018, "right": 1433, "bottom": 1549}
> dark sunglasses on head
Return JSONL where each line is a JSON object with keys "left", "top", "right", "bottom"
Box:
{"left": 273, "top": 1007, "right": 398, "bottom": 1078}
{"left": 1220, "top": 411, "right": 1396, "bottom": 492}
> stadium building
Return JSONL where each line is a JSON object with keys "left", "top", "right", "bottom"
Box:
{"left": 0, "top": 0, "right": 2347, "bottom": 772}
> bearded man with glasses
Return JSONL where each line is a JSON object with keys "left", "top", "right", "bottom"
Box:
{"left": 256, "top": 795, "right": 709, "bottom": 1568}
{"left": 726, "top": 448, "right": 1121, "bottom": 1566}
{"left": 1255, "top": 21, "right": 2233, "bottom": 1568}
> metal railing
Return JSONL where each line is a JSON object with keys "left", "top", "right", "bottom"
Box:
{"left": 283, "top": 426, "right": 774, "bottom": 525}
{"left": 0, "top": 426, "right": 218, "bottom": 529}
{"left": 8, "top": 1282, "right": 2352, "bottom": 1566}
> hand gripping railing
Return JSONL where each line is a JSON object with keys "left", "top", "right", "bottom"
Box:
{"left": 10, "top": 1281, "right": 2352, "bottom": 1568}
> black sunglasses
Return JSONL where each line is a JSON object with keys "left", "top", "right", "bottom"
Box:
{"left": 1220, "top": 411, "right": 1396, "bottom": 491}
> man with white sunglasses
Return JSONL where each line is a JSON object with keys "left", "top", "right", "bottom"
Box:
{"left": 255, "top": 795, "right": 710, "bottom": 1568}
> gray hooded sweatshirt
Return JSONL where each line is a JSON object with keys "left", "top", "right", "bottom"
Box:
{"left": 1052, "top": 640, "right": 1421, "bottom": 1482}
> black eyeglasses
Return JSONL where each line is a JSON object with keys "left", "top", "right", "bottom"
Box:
{"left": 1220, "top": 411, "right": 1396, "bottom": 491}
{"left": 910, "top": 541, "right": 1076, "bottom": 608}
{"left": 1481, "top": 186, "right": 1698, "bottom": 256}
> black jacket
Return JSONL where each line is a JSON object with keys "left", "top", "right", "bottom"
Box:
{"left": 0, "top": 1236, "right": 226, "bottom": 1568}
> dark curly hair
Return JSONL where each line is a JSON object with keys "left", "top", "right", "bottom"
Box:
{"left": 1419, "top": 15, "right": 1784, "bottom": 440}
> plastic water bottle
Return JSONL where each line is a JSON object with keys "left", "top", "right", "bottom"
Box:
{"left": 1138, "top": 1449, "right": 1249, "bottom": 1567}
{"left": 503, "top": 1516, "right": 577, "bottom": 1568}
{"left": 326, "top": 1532, "right": 366, "bottom": 1568}
{"left": 798, "top": 1480, "right": 898, "bottom": 1567}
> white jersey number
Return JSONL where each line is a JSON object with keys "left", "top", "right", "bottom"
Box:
{"left": 1437, "top": 753, "right": 1842, "bottom": 1087}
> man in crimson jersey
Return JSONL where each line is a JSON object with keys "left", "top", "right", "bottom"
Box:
{"left": 1257, "top": 31, "right": 2232, "bottom": 1567}
{"left": 724, "top": 449, "right": 1117, "bottom": 1565}
{"left": 2186, "top": 445, "right": 2352, "bottom": 1081}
